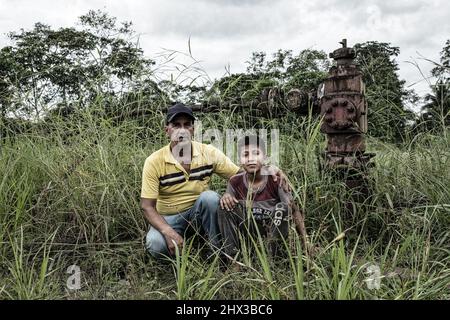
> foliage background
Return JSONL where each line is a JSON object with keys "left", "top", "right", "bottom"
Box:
{"left": 0, "top": 11, "right": 449, "bottom": 299}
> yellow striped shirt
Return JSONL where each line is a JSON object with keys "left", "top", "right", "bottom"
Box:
{"left": 141, "top": 141, "right": 239, "bottom": 215}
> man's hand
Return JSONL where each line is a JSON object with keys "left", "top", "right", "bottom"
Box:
{"left": 220, "top": 193, "right": 239, "bottom": 211}
{"left": 264, "top": 165, "right": 291, "bottom": 192}
{"left": 161, "top": 226, "right": 184, "bottom": 256}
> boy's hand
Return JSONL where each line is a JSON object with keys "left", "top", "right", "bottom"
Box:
{"left": 264, "top": 165, "right": 291, "bottom": 193}
{"left": 220, "top": 193, "right": 239, "bottom": 211}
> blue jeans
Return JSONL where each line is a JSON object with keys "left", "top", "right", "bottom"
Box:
{"left": 145, "top": 190, "right": 220, "bottom": 258}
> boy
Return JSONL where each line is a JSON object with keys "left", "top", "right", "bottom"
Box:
{"left": 218, "top": 135, "right": 307, "bottom": 260}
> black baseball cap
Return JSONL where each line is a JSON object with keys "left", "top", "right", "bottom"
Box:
{"left": 166, "top": 103, "right": 195, "bottom": 124}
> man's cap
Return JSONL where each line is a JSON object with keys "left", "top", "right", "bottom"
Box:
{"left": 166, "top": 103, "right": 195, "bottom": 124}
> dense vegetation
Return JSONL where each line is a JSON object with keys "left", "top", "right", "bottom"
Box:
{"left": 0, "top": 11, "right": 449, "bottom": 299}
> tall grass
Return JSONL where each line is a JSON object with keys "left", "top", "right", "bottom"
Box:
{"left": 0, "top": 97, "right": 449, "bottom": 299}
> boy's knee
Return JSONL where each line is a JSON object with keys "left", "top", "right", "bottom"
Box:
{"left": 218, "top": 204, "right": 245, "bottom": 227}
{"left": 217, "top": 206, "right": 227, "bottom": 218}
{"left": 146, "top": 229, "right": 168, "bottom": 258}
{"left": 217, "top": 206, "right": 230, "bottom": 224}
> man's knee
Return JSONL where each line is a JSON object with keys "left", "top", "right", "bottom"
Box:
{"left": 146, "top": 229, "right": 168, "bottom": 258}
{"left": 197, "top": 190, "right": 220, "bottom": 209}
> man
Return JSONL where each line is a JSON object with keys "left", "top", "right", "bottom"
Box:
{"left": 141, "top": 103, "right": 287, "bottom": 259}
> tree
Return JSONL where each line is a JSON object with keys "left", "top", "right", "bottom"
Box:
{"left": 417, "top": 80, "right": 450, "bottom": 132}
{"left": 418, "top": 40, "right": 450, "bottom": 131}
{"left": 0, "top": 47, "right": 15, "bottom": 121}
{"left": 203, "top": 48, "right": 329, "bottom": 109}
{"left": 0, "top": 10, "right": 156, "bottom": 119}
{"left": 354, "top": 41, "right": 416, "bottom": 142}
{"left": 158, "top": 81, "right": 207, "bottom": 105}
{"left": 431, "top": 39, "right": 450, "bottom": 78}
{"left": 205, "top": 73, "right": 274, "bottom": 107}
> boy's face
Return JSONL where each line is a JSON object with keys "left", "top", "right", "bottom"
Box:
{"left": 239, "top": 144, "right": 265, "bottom": 174}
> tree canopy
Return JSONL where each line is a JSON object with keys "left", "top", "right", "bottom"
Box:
{"left": 0, "top": 10, "right": 157, "bottom": 120}
{"left": 1, "top": 11, "right": 447, "bottom": 141}
{"left": 354, "top": 41, "right": 417, "bottom": 141}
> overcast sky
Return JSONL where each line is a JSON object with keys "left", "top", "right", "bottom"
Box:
{"left": 1, "top": 0, "right": 449, "bottom": 101}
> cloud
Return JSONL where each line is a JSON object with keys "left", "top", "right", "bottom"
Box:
{"left": 138, "top": 0, "right": 297, "bottom": 39}
{"left": 0, "top": 0, "right": 449, "bottom": 97}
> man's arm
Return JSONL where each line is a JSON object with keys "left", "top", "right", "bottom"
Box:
{"left": 141, "top": 198, "right": 184, "bottom": 255}
{"left": 207, "top": 144, "right": 290, "bottom": 192}
{"left": 262, "top": 165, "right": 291, "bottom": 192}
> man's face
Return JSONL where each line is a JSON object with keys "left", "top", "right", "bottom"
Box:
{"left": 239, "top": 144, "right": 265, "bottom": 175}
{"left": 165, "top": 114, "right": 194, "bottom": 147}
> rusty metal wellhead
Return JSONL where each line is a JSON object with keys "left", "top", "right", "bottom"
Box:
{"left": 319, "top": 39, "right": 375, "bottom": 191}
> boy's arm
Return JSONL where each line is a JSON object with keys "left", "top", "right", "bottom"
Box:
{"left": 262, "top": 165, "right": 291, "bottom": 192}
{"left": 278, "top": 185, "right": 310, "bottom": 255}
{"left": 291, "top": 202, "right": 309, "bottom": 255}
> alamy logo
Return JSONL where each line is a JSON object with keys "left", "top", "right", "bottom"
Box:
{"left": 365, "top": 264, "right": 381, "bottom": 290}
{"left": 66, "top": 265, "right": 81, "bottom": 290}
{"left": 273, "top": 203, "right": 285, "bottom": 227}
{"left": 169, "top": 120, "right": 280, "bottom": 166}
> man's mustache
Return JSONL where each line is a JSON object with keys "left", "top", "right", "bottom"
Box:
{"left": 172, "top": 134, "right": 192, "bottom": 141}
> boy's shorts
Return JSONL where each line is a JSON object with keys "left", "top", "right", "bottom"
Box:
{"left": 218, "top": 202, "right": 290, "bottom": 258}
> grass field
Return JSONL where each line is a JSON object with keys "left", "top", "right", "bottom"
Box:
{"left": 0, "top": 107, "right": 449, "bottom": 300}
